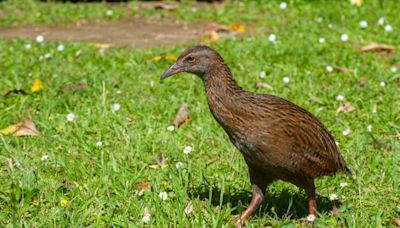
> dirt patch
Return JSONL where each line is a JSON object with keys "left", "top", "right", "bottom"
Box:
{"left": 0, "top": 17, "right": 208, "bottom": 48}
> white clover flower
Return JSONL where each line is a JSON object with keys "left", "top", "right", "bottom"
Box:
{"left": 57, "top": 44, "right": 65, "bottom": 51}
{"left": 167, "top": 125, "right": 175, "bottom": 132}
{"left": 372, "top": 106, "right": 377, "bottom": 114}
{"left": 150, "top": 80, "right": 155, "bottom": 88}
{"left": 142, "top": 208, "right": 151, "bottom": 223}
{"left": 40, "top": 155, "right": 49, "bottom": 161}
{"left": 44, "top": 53, "right": 52, "bottom": 59}
{"left": 106, "top": 10, "right": 113, "bottom": 16}
{"left": 318, "top": 38, "right": 325, "bottom": 43}
{"left": 316, "top": 17, "right": 323, "bottom": 23}
{"left": 116, "top": 90, "right": 122, "bottom": 94}
{"left": 341, "top": 34, "right": 349, "bottom": 42}
{"left": 259, "top": 71, "right": 267, "bottom": 78}
{"left": 326, "top": 66, "right": 333, "bottom": 72}
{"left": 283, "top": 76, "right": 290, "bottom": 83}
{"left": 183, "top": 146, "right": 193, "bottom": 155}
{"left": 36, "top": 35, "right": 44, "bottom": 43}
{"left": 112, "top": 103, "right": 121, "bottom": 111}
{"left": 279, "top": 2, "right": 287, "bottom": 9}
{"left": 380, "top": 81, "right": 386, "bottom": 87}
{"left": 66, "top": 113, "right": 76, "bottom": 122}
{"left": 306, "top": 214, "right": 316, "bottom": 222}
{"left": 359, "top": 20, "right": 368, "bottom": 28}
{"left": 384, "top": 25, "right": 393, "bottom": 32}
{"left": 328, "top": 24, "right": 333, "bottom": 28}
{"left": 367, "top": 125, "right": 372, "bottom": 132}
{"left": 175, "top": 162, "right": 184, "bottom": 169}
{"left": 25, "top": 44, "right": 32, "bottom": 49}
{"left": 329, "top": 193, "right": 338, "bottom": 201}
{"left": 378, "top": 17, "right": 385, "bottom": 25}
{"left": 390, "top": 66, "right": 398, "bottom": 73}
{"left": 336, "top": 95, "right": 344, "bottom": 101}
{"left": 159, "top": 191, "right": 168, "bottom": 201}
{"left": 96, "top": 141, "right": 103, "bottom": 147}
{"left": 268, "top": 34, "right": 276, "bottom": 43}
{"left": 342, "top": 128, "right": 352, "bottom": 136}
{"left": 340, "top": 182, "right": 349, "bottom": 188}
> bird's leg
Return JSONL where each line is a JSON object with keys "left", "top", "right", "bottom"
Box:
{"left": 235, "top": 167, "right": 269, "bottom": 227}
{"left": 305, "top": 182, "right": 316, "bottom": 216}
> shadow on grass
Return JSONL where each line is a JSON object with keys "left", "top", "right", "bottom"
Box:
{"left": 190, "top": 184, "right": 337, "bottom": 219}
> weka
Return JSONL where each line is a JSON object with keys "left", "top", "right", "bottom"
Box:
{"left": 161, "top": 45, "right": 351, "bottom": 226}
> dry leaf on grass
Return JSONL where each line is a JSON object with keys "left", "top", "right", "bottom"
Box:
{"left": 138, "top": 2, "right": 178, "bottom": 11}
{"left": 361, "top": 43, "right": 396, "bottom": 53}
{"left": 359, "top": 77, "right": 368, "bottom": 86}
{"left": 62, "top": 83, "right": 89, "bottom": 93}
{"left": 137, "top": 181, "right": 151, "bottom": 190}
{"left": 388, "top": 134, "right": 400, "bottom": 139}
{"left": 336, "top": 102, "right": 356, "bottom": 114}
{"left": 201, "top": 22, "right": 246, "bottom": 41}
{"left": 156, "top": 152, "right": 166, "bottom": 167}
{"left": 173, "top": 104, "right": 191, "bottom": 127}
{"left": 333, "top": 66, "right": 350, "bottom": 74}
{"left": 184, "top": 201, "right": 194, "bottom": 215}
{"left": 395, "top": 218, "right": 400, "bottom": 226}
{"left": 0, "top": 117, "right": 40, "bottom": 137}
{"left": 205, "top": 22, "right": 230, "bottom": 33}
{"left": 88, "top": 42, "right": 112, "bottom": 49}
{"left": 3, "top": 88, "right": 28, "bottom": 97}
{"left": 255, "top": 82, "right": 273, "bottom": 90}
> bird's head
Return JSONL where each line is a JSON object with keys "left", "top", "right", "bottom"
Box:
{"left": 160, "top": 45, "right": 222, "bottom": 81}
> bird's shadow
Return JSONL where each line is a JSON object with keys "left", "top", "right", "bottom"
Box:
{"left": 189, "top": 184, "right": 338, "bottom": 219}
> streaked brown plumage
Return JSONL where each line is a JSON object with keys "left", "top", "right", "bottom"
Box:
{"left": 161, "top": 45, "right": 351, "bottom": 226}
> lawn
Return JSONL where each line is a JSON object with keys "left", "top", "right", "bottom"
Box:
{"left": 0, "top": 0, "right": 399, "bottom": 227}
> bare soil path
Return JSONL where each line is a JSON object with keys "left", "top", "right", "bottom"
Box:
{"left": 0, "top": 17, "right": 207, "bottom": 48}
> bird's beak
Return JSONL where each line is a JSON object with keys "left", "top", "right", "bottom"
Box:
{"left": 160, "top": 63, "right": 184, "bottom": 80}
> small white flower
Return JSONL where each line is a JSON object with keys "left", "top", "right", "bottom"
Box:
{"left": 378, "top": 17, "right": 385, "bottom": 25}
{"left": 328, "top": 24, "right": 333, "bottom": 28}
{"left": 326, "top": 66, "right": 333, "bottom": 72}
{"left": 66, "top": 113, "right": 76, "bottom": 122}
{"left": 112, "top": 103, "right": 121, "bottom": 111}
{"left": 116, "top": 90, "right": 122, "bottom": 94}
{"left": 150, "top": 80, "right": 155, "bottom": 88}
{"left": 340, "top": 182, "right": 349, "bottom": 188}
{"left": 367, "top": 125, "right": 372, "bottom": 132}
{"left": 380, "top": 81, "right": 386, "bottom": 87}
{"left": 306, "top": 214, "right": 316, "bottom": 222}
{"left": 329, "top": 193, "right": 338, "bottom": 201}
{"left": 372, "top": 106, "right": 377, "bottom": 114}
{"left": 341, "top": 34, "right": 349, "bottom": 42}
{"left": 36, "top": 35, "right": 44, "bottom": 43}
{"left": 316, "top": 17, "right": 323, "bottom": 23}
{"left": 159, "top": 191, "right": 168, "bottom": 201}
{"left": 25, "top": 44, "right": 32, "bottom": 49}
{"left": 142, "top": 208, "right": 151, "bottom": 223}
{"left": 342, "top": 128, "right": 352, "bottom": 136}
{"left": 57, "top": 44, "right": 65, "bottom": 51}
{"left": 183, "top": 146, "right": 193, "bottom": 155}
{"left": 390, "top": 66, "right": 397, "bottom": 72}
{"left": 259, "top": 71, "right": 267, "bottom": 78}
{"left": 106, "top": 10, "right": 113, "bottom": 16}
{"left": 318, "top": 38, "right": 325, "bottom": 43}
{"left": 279, "top": 2, "right": 287, "bottom": 9}
{"left": 283, "top": 76, "right": 290, "bottom": 83}
{"left": 384, "top": 25, "right": 393, "bottom": 32}
{"left": 40, "top": 155, "right": 49, "bottom": 161}
{"left": 336, "top": 95, "right": 344, "bottom": 101}
{"left": 96, "top": 141, "right": 103, "bottom": 147}
{"left": 44, "top": 53, "right": 52, "bottom": 59}
{"left": 14, "top": 161, "right": 21, "bottom": 168}
{"left": 359, "top": 20, "right": 368, "bottom": 28}
{"left": 167, "top": 125, "right": 175, "bottom": 132}
{"left": 268, "top": 34, "right": 276, "bottom": 43}
{"left": 175, "top": 162, "right": 184, "bottom": 169}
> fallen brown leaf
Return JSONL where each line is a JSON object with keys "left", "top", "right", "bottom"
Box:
{"left": 156, "top": 152, "right": 166, "bottom": 166}
{"left": 3, "top": 88, "right": 28, "bottom": 97}
{"left": 173, "top": 104, "right": 191, "bottom": 127}
{"left": 361, "top": 43, "right": 396, "bottom": 53}
{"left": 336, "top": 102, "right": 356, "bottom": 114}
{"left": 62, "top": 83, "right": 89, "bottom": 93}
{"left": 395, "top": 218, "right": 400, "bottom": 226}
{"left": 359, "top": 76, "right": 368, "bottom": 86}
{"left": 255, "top": 82, "right": 273, "bottom": 90}
{"left": 388, "top": 134, "right": 400, "bottom": 139}
{"left": 0, "top": 117, "right": 40, "bottom": 137}
{"left": 333, "top": 66, "right": 350, "bottom": 74}
{"left": 205, "top": 22, "right": 230, "bottom": 33}
{"left": 137, "top": 181, "right": 150, "bottom": 190}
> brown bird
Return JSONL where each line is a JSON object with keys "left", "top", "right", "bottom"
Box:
{"left": 161, "top": 45, "right": 351, "bottom": 226}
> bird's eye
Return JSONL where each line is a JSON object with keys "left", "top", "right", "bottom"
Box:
{"left": 185, "top": 56, "right": 194, "bottom": 62}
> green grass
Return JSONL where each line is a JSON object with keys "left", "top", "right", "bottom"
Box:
{"left": 1, "top": 0, "right": 400, "bottom": 227}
